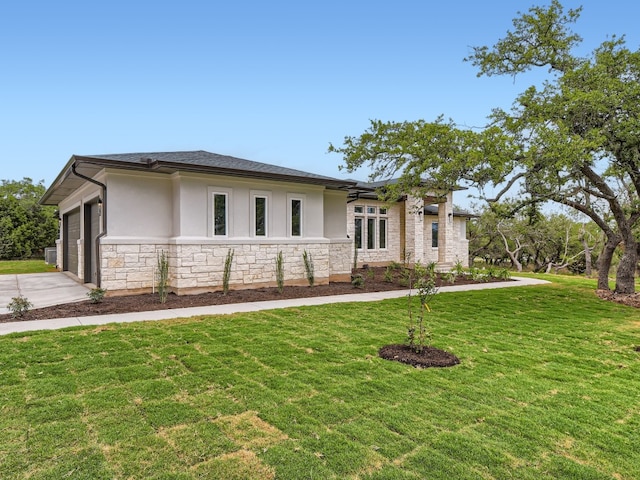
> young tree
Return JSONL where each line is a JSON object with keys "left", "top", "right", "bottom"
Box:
{"left": 329, "top": 1, "right": 640, "bottom": 293}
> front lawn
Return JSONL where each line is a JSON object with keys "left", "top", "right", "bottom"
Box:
{"left": 0, "top": 259, "right": 57, "bottom": 274}
{"left": 0, "top": 276, "right": 638, "bottom": 479}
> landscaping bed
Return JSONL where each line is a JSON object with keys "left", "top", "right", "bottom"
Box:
{"left": 1, "top": 266, "right": 508, "bottom": 323}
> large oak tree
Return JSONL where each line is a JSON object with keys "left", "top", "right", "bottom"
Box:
{"left": 329, "top": 1, "right": 640, "bottom": 293}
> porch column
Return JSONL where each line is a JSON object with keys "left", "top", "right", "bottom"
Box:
{"left": 437, "top": 192, "right": 455, "bottom": 265}
{"left": 404, "top": 195, "right": 424, "bottom": 264}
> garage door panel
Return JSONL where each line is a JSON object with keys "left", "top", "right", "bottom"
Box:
{"left": 64, "top": 209, "right": 80, "bottom": 276}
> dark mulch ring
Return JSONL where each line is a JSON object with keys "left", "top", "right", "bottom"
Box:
{"left": 379, "top": 344, "right": 461, "bottom": 368}
{"left": 0, "top": 266, "right": 512, "bottom": 323}
{"left": 595, "top": 289, "right": 640, "bottom": 309}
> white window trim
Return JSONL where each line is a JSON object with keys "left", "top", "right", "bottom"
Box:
{"left": 208, "top": 186, "right": 233, "bottom": 238}
{"left": 355, "top": 203, "right": 388, "bottom": 251}
{"left": 287, "top": 193, "right": 306, "bottom": 238}
{"left": 250, "top": 190, "right": 271, "bottom": 238}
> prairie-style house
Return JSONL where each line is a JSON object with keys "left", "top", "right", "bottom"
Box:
{"left": 41, "top": 151, "right": 471, "bottom": 294}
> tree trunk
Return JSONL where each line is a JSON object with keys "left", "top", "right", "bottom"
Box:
{"left": 596, "top": 237, "right": 619, "bottom": 290}
{"left": 582, "top": 237, "right": 592, "bottom": 276}
{"left": 615, "top": 236, "right": 638, "bottom": 294}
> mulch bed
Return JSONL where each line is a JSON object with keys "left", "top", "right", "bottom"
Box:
{"left": 1, "top": 266, "right": 509, "bottom": 323}
{"left": 595, "top": 289, "right": 640, "bottom": 309}
{"left": 379, "top": 344, "right": 461, "bottom": 368}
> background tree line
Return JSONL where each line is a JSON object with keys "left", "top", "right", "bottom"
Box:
{"left": 0, "top": 178, "right": 58, "bottom": 260}
{"left": 467, "top": 204, "right": 602, "bottom": 276}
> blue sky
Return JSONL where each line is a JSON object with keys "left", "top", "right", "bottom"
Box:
{"left": 2, "top": 1, "right": 639, "bottom": 207}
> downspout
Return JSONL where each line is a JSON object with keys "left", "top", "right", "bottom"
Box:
{"left": 71, "top": 161, "right": 107, "bottom": 288}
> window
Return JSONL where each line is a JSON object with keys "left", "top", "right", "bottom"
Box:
{"left": 432, "top": 222, "right": 439, "bottom": 248}
{"left": 379, "top": 218, "right": 387, "bottom": 249}
{"left": 291, "top": 198, "right": 302, "bottom": 237}
{"left": 354, "top": 217, "right": 363, "bottom": 249}
{"left": 213, "top": 193, "right": 227, "bottom": 236}
{"left": 367, "top": 217, "right": 376, "bottom": 249}
{"left": 255, "top": 196, "right": 267, "bottom": 236}
{"left": 354, "top": 204, "right": 388, "bottom": 250}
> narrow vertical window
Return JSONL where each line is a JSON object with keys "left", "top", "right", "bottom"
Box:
{"left": 432, "top": 222, "right": 439, "bottom": 248}
{"left": 291, "top": 199, "right": 301, "bottom": 236}
{"left": 354, "top": 217, "right": 363, "bottom": 249}
{"left": 255, "top": 196, "right": 266, "bottom": 236}
{"left": 379, "top": 218, "right": 387, "bottom": 249}
{"left": 367, "top": 217, "right": 376, "bottom": 249}
{"left": 213, "top": 193, "right": 227, "bottom": 236}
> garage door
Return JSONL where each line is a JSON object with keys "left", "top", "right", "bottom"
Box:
{"left": 63, "top": 209, "right": 81, "bottom": 276}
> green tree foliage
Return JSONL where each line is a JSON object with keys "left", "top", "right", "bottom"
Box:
{"left": 469, "top": 205, "right": 599, "bottom": 274}
{"left": 329, "top": 1, "right": 640, "bottom": 293}
{"left": 0, "top": 178, "right": 58, "bottom": 260}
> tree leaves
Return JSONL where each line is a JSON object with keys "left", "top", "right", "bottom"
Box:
{"left": 0, "top": 178, "right": 58, "bottom": 259}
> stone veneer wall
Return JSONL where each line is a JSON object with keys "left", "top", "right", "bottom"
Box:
{"left": 100, "top": 240, "right": 352, "bottom": 294}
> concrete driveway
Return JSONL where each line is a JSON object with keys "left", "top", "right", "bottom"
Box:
{"left": 0, "top": 273, "right": 90, "bottom": 315}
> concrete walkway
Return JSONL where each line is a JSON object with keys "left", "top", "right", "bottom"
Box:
{"left": 0, "top": 276, "right": 550, "bottom": 336}
{"left": 0, "top": 272, "right": 90, "bottom": 315}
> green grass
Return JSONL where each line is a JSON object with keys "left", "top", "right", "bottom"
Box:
{"left": 1, "top": 275, "right": 639, "bottom": 479}
{"left": 0, "top": 259, "right": 57, "bottom": 274}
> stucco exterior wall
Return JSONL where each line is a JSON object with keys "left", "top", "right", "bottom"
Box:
{"left": 88, "top": 171, "right": 352, "bottom": 294}
{"left": 107, "top": 172, "right": 173, "bottom": 238}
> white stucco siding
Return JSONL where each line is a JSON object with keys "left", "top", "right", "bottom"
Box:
{"left": 323, "top": 190, "right": 349, "bottom": 239}
{"left": 171, "top": 173, "right": 327, "bottom": 239}
{"left": 95, "top": 171, "right": 352, "bottom": 293}
{"left": 106, "top": 172, "right": 173, "bottom": 238}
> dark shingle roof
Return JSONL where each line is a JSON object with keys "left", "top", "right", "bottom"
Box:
{"left": 41, "top": 150, "right": 356, "bottom": 205}
{"left": 83, "top": 150, "right": 348, "bottom": 184}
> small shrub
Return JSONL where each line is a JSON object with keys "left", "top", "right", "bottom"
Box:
{"left": 275, "top": 250, "right": 285, "bottom": 294}
{"left": 442, "top": 271, "right": 457, "bottom": 284}
{"left": 7, "top": 296, "right": 33, "bottom": 318}
{"left": 87, "top": 287, "right": 107, "bottom": 304}
{"left": 486, "top": 264, "right": 497, "bottom": 279}
{"left": 469, "top": 267, "right": 487, "bottom": 282}
{"left": 399, "top": 267, "right": 412, "bottom": 287}
{"left": 223, "top": 249, "right": 234, "bottom": 295}
{"left": 425, "top": 261, "right": 437, "bottom": 277}
{"left": 497, "top": 268, "right": 511, "bottom": 280}
{"left": 351, "top": 273, "right": 365, "bottom": 288}
{"left": 366, "top": 267, "right": 375, "bottom": 280}
{"left": 302, "top": 250, "right": 315, "bottom": 287}
{"left": 388, "top": 260, "right": 402, "bottom": 271}
{"left": 157, "top": 250, "right": 169, "bottom": 304}
{"left": 453, "top": 260, "right": 465, "bottom": 276}
{"left": 383, "top": 265, "right": 394, "bottom": 283}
